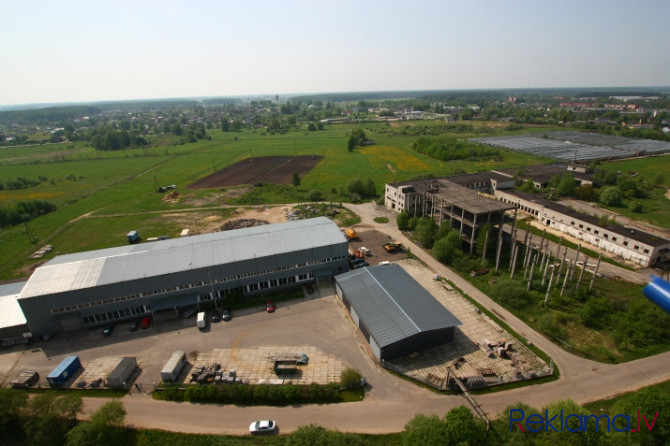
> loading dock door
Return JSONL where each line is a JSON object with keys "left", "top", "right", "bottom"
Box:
{"left": 59, "top": 315, "right": 81, "bottom": 332}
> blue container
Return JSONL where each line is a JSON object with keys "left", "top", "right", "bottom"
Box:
{"left": 643, "top": 276, "right": 670, "bottom": 315}
{"left": 47, "top": 355, "right": 82, "bottom": 388}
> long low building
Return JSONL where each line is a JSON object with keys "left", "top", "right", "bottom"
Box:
{"left": 334, "top": 264, "right": 461, "bottom": 362}
{"left": 17, "top": 217, "right": 349, "bottom": 337}
{"left": 495, "top": 189, "right": 670, "bottom": 267}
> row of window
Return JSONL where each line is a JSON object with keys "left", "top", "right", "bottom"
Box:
{"left": 81, "top": 305, "right": 151, "bottom": 325}
{"left": 570, "top": 221, "right": 649, "bottom": 254}
{"left": 51, "top": 262, "right": 332, "bottom": 315}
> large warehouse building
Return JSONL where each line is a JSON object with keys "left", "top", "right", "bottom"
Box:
{"left": 15, "top": 217, "right": 348, "bottom": 337}
{"left": 334, "top": 264, "right": 461, "bottom": 362}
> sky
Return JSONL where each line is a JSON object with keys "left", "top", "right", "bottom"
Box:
{"left": 1, "top": 0, "right": 669, "bottom": 106}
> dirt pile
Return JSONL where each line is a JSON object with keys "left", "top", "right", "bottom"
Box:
{"left": 220, "top": 219, "right": 268, "bottom": 231}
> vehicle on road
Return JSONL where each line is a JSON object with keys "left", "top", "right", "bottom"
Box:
{"left": 211, "top": 310, "right": 221, "bottom": 322}
{"left": 249, "top": 420, "right": 277, "bottom": 435}
{"left": 222, "top": 308, "right": 232, "bottom": 321}
{"left": 102, "top": 325, "right": 113, "bottom": 337}
{"left": 266, "top": 300, "right": 275, "bottom": 313}
{"left": 141, "top": 316, "right": 151, "bottom": 329}
{"left": 129, "top": 320, "right": 139, "bottom": 331}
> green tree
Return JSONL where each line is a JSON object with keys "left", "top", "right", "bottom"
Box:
{"left": 576, "top": 186, "right": 598, "bottom": 202}
{"left": 25, "top": 393, "right": 82, "bottom": 446}
{"left": 346, "top": 178, "right": 365, "bottom": 196}
{"left": 347, "top": 129, "right": 366, "bottom": 152}
{"left": 402, "top": 413, "right": 448, "bottom": 446}
{"left": 0, "top": 388, "right": 28, "bottom": 443}
{"left": 285, "top": 424, "right": 364, "bottom": 446}
{"left": 610, "top": 387, "right": 670, "bottom": 445}
{"left": 492, "top": 280, "right": 531, "bottom": 310}
{"left": 340, "top": 368, "right": 362, "bottom": 389}
{"left": 520, "top": 179, "right": 536, "bottom": 193}
{"left": 599, "top": 186, "right": 623, "bottom": 206}
{"left": 557, "top": 173, "right": 577, "bottom": 196}
{"left": 579, "top": 296, "right": 611, "bottom": 328}
{"left": 364, "top": 178, "right": 376, "bottom": 196}
{"left": 292, "top": 172, "right": 301, "bottom": 187}
{"left": 397, "top": 210, "right": 410, "bottom": 230}
{"left": 415, "top": 217, "right": 437, "bottom": 248}
{"left": 443, "top": 405, "right": 487, "bottom": 445}
{"left": 541, "top": 399, "right": 607, "bottom": 446}
{"left": 308, "top": 189, "right": 323, "bottom": 201}
{"left": 66, "top": 400, "right": 127, "bottom": 446}
{"left": 433, "top": 231, "right": 462, "bottom": 264}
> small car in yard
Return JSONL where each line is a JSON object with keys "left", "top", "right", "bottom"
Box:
{"left": 129, "top": 320, "right": 139, "bottom": 331}
{"left": 249, "top": 420, "right": 277, "bottom": 435}
{"left": 222, "top": 308, "right": 232, "bottom": 321}
{"left": 102, "top": 325, "right": 114, "bottom": 337}
{"left": 266, "top": 300, "right": 275, "bottom": 313}
{"left": 306, "top": 284, "right": 314, "bottom": 294}
{"left": 210, "top": 310, "right": 221, "bottom": 322}
{"left": 141, "top": 316, "right": 151, "bottom": 329}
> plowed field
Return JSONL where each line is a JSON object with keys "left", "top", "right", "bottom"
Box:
{"left": 187, "top": 156, "right": 323, "bottom": 189}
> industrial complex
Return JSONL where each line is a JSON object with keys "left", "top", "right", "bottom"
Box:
{"left": 1, "top": 217, "right": 348, "bottom": 339}
{"left": 384, "top": 166, "right": 670, "bottom": 267}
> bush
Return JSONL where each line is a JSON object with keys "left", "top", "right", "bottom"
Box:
{"left": 491, "top": 281, "right": 531, "bottom": 310}
{"left": 630, "top": 201, "right": 643, "bottom": 213}
{"left": 340, "top": 368, "right": 362, "bottom": 389}
{"left": 599, "top": 186, "right": 623, "bottom": 206}
{"left": 308, "top": 189, "right": 323, "bottom": 201}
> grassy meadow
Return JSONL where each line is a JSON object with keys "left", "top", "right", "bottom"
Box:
{"left": 598, "top": 155, "right": 670, "bottom": 228}
{"left": 0, "top": 122, "right": 561, "bottom": 280}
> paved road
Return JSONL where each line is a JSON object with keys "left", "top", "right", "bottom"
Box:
{"left": 74, "top": 202, "right": 670, "bottom": 435}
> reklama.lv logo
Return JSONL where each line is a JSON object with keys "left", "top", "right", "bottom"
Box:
{"left": 510, "top": 408, "right": 659, "bottom": 433}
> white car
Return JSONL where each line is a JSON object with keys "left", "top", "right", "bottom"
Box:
{"left": 249, "top": 420, "right": 277, "bottom": 435}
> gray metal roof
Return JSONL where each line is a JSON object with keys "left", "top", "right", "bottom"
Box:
{"left": 20, "top": 217, "right": 345, "bottom": 299}
{"left": 335, "top": 265, "right": 461, "bottom": 348}
{"left": 0, "top": 282, "right": 27, "bottom": 328}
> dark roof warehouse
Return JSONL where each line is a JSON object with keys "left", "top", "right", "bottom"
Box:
{"left": 334, "top": 264, "right": 461, "bottom": 361}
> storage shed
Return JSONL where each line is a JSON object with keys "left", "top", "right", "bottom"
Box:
{"left": 107, "top": 357, "right": 138, "bottom": 389}
{"left": 161, "top": 351, "right": 187, "bottom": 382}
{"left": 47, "top": 355, "right": 82, "bottom": 388}
{"left": 334, "top": 264, "right": 461, "bottom": 362}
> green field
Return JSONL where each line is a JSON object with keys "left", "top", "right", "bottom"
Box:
{"left": 0, "top": 123, "right": 572, "bottom": 280}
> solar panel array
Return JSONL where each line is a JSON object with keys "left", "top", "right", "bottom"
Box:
{"left": 471, "top": 131, "right": 670, "bottom": 162}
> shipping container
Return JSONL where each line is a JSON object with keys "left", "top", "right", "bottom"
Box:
{"left": 107, "top": 357, "right": 138, "bottom": 389}
{"left": 161, "top": 351, "right": 186, "bottom": 382}
{"left": 47, "top": 355, "right": 81, "bottom": 388}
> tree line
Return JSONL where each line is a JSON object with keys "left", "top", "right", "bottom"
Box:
{"left": 0, "top": 200, "right": 57, "bottom": 228}
{"left": 412, "top": 136, "right": 500, "bottom": 161}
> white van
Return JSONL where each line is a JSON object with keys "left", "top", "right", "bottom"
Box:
{"left": 196, "top": 311, "right": 206, "bottom": 329}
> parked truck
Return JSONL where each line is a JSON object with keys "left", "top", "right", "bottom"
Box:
{"left": 344, "top": 228, "right": 358, "bottom": 240}
{"left": 383, "top": 241, "right": 402, "bottom": 252}
{"left": 272, "top": 353, "right": 309, "bottom": 375}
{"left": 196, "top": 312, "right": 206, "bottom": 329}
